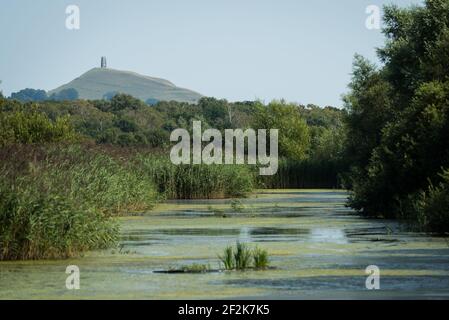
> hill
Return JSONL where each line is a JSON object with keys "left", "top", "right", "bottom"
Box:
{"left": 48, "top": 68, "right": 202, "bottom": 103}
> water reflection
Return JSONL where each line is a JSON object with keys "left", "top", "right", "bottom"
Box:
{"left": 309, "top": 228, "right": 348, "bottom": 244}
{"left": 238, "top": 227, "right": 252, "bottom": 242}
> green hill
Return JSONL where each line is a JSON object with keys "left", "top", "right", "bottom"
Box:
{"left": 48, "top": 68, "right": 202, "bottom": 103}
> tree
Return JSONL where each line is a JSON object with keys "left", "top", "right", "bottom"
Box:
{"left": 10, "top": 88, "right": 48, "bottom": 102}
{"left": 110, "top": 94, "right": 144, "bottom": 112}
{"left": 344, "top": 0, "right": 449, "bottom": 224}
{"left": 253, "top": 100, "right": 310, "bottom": 160}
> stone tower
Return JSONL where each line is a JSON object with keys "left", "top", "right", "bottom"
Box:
{"left": 101, "top": 56, "right": 107, "bottom": 68}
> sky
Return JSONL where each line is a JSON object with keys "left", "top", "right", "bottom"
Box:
{"left": 0, "top": 0, "right": 422, "bottom": 107}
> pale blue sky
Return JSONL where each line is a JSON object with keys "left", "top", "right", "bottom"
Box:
{"left": 0, "top": 0, "right": 421, "bottom": 107}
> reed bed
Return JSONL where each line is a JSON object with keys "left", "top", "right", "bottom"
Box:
{"left": 138, "top": 155, "right": 255, "bottom": 199}
{"left": 0, "top": 144, "right": 157, "bottom": 260}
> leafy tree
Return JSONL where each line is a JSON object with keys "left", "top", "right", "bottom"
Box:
{"left": 13, "top": 89, "right": 41, "bottom": 101}
{"left": 0, "top": 106, "right": 78, "bottom": 146}
{"left": 253, "top": 100, "right": 310, "bottom": 160}
{"left": 10, "top": 88, "right": 48, "bottom": 102}
{"left": 110, "top": 93, "right": 144, "bottom": 111}
{"left": 344, "top": 0, "right": 449, "bottom": 228}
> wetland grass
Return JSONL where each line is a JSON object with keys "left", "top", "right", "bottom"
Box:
{"left": 218, "top": 242, "right": 270, "bottom": 271}
{"left": 253, "top": 247, "right": 269, "bottom": 269}
{"left": 138, "top": 155, "right": 255, "bottom": 200}
{"left": 0, "top": 144, "right": 157, "bottom": 260}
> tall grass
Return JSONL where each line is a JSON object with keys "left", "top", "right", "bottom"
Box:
{"left": 253, "top": 247, "right": 269, "bottom": 269}
{"left": 0, "top": 176, "right": 118, "bottom": 260}
{"left": 0, "top": 144, "right": 158, "bottom": 260}
{"left": 138, "top": 155, "right": 255, "bottom": 199}
{"left": 219, "top": 245, "right": 235, "bottom": 270}
{"left": 233, "top": 242, "right": 252, "bottom": 270}
{"left": 219, "top": 242, "right": 270, "bottom": 271}
{"left": 258, "top": 158, "right": 343, "bottom": 189}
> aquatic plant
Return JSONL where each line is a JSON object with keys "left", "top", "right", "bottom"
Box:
{"left": 253, "top": 247, "right": 269, "bottom": 269}
{"left": 180, "top": 263, "right": 211, "bottom": 273}
{"left": 233, "top": 242, "right": 252, "bottom": 270}
{"left": 413, "top": 168, "right": 449, "bottom": 235}
{"left": 219, "top": 242, "right": 269, "bottom": 271}
{"left": 218, "top": 245, "right": 235, "bottom": 270}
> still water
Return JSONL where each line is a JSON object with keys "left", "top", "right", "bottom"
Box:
{"left": 1, "top": 190, "right": 449, "bottom": 299}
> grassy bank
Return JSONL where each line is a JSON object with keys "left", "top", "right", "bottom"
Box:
{"left": 0, "top": 144, "right": 160, "bottom": 260}
{"left": 0, "top": 143, "right": 256, "bottom": 260}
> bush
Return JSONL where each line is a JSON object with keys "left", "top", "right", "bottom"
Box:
{"left": 414, "top": 169, "right": 449, "bottom": 235}
{"left": 0, "top": 108, "right": 77, "bottom": 146}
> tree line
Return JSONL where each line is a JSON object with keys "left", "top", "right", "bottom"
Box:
{"left": 342, "top": 0, "right": 449, "bottom": 233}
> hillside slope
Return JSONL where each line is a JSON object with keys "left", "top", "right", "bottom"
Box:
{"left": 48, "top": 68, "right": 202, "bottom": 103}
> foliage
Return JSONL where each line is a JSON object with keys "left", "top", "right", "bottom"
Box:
{"left": 0, "top": 176, "right": 118, "bottom": 260}
{"left": 0, "top": 106, "right": 78, "bottom": 146}
{"left": 219, "top": 245, "right": 235, "bottom": 270}
{"left": 253, "top": 247, "right": 269, "bottom": 269}
{"left": 10, "top": 88, "right": 47, "bottom": 102}
{"left": 413, "top": 168, "right": 449, "bottom": 235}
{"left": 138, "top": 155, "right": 254, "bottom": 199}
{"left": 0, "top": 144, "right": 159, "bottom": 260}
{"left": 253, "top": 100, "right": 310, "bottom": 160}
{"left": 0, "top": 94, "right": 345, "bottom": 188}
{"left": 218, "top": 242, "right": 270, "bottom": 271}
{"left": 343, "top": 0, "right": 449, "bottom": 232}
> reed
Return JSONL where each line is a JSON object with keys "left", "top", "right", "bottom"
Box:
{"left": 138, "top": 155, "right": 255, "bottom": 199}
{"left": 258, "top": 158, "right": 343, "bottom": 189}
{"left": 218, "top": 245, "right": 235, "bottom": 270}
{"left": 233, "top": 242, "right": 252, "bottom": 270}
{"left": 218, "top": 242, "right": 269, "bottom": 271}
{"left": 253, "top": 247, "right": 269, "bottom": 269}
{"left": 0, "top": 144, "right": 158, "bottom": 260}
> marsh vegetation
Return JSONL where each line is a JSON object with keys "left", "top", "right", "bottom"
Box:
{"left": 219, "top": 242, "right": 269, "bottom": 271}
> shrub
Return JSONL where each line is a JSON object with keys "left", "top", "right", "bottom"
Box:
{"left": 414, "top": 169, "right": 449, "bottom": 235}
{"left": 0, "top": 108, "right": 77, "bottom": 146}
